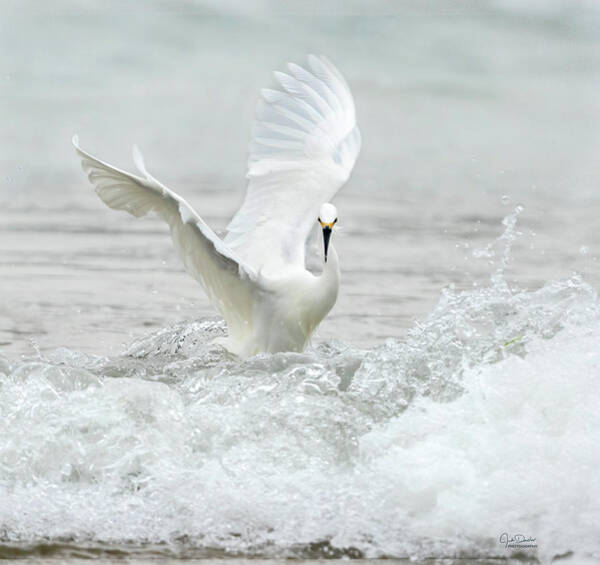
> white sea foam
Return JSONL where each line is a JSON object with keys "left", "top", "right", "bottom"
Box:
{"left": 1, "top": 210, "right": 599, "bottom": 561}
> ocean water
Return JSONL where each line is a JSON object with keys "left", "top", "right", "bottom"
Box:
{"left": 2, "top": 1, "right": 600, "bottom": 563}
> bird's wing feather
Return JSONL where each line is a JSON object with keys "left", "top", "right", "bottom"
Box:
{"left": 225, "top": 55, "right": 360, "bottom": 273}
{"left": 72, "top": 136, "right": 259, "bottom": 338}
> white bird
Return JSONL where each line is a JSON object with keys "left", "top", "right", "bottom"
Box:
{"left": 73, "top": 55, "right": 361, "bottom": 357}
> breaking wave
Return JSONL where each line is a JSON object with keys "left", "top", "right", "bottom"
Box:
{"left": 1, "top": 210, "right": 599, "bottom": 562}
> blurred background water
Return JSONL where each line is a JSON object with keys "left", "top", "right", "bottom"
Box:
{"left": 1, "top": 1, "right": 600, "bottom": 562}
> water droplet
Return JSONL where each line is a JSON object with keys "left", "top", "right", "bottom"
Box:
{"left": 580, "top": 246, "right": 590, "bottom": 255}
{"left": 501, "top": 195, "right": 510, "bottom": 205}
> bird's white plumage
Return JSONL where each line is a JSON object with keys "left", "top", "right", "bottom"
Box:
{"left": 72, "top": 135, "right": 260, "bottom": 348}
{"left": 225, "top": 54, "right": 360, "bottom": 276}
{"left": 319, "top": 203, "right": 338, "bottom": 224}
{"left": 73, "top": 55, "right": 360, "bottom": 356}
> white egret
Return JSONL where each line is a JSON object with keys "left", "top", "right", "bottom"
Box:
{"left": 73, "top": 55, "right": 361, "bottom": 356}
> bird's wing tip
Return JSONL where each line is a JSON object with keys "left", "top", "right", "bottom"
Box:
{"left": 132, "top": 144, "right": 147, "bottom": 177}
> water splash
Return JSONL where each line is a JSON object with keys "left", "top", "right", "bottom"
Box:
{"left": 1, "top": 213, "right": 599, "bottom": 561}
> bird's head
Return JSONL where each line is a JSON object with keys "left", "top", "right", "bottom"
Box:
{"left": 317, "top": 203, "right": 338, "bottom": 263}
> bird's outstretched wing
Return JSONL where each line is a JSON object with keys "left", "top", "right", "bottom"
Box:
{"left": 225, "top": 55, "right": 361, "bottom": 275}
{"left": 72, "top": 136, "right": 259, "bottom": 340}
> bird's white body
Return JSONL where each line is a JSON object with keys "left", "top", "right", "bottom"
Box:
{"left": 73, "top": 55, "right": 360, "bottom": 357}
{"left": 226, "top": 246, "right": 340, "bottom": 356}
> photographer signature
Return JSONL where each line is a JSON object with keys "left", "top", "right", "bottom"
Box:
{"left": 499, "top": 532, "right": 537, "bottom": 549}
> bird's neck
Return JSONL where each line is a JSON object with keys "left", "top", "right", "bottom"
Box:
{"left": 323, "top": 244, "right": 340, "bottom": 282}
{"left": 297, "top": 245, "right": 340, "bottom": 345}
{"left": 318, "top": 244, "right": 340, "bottom": 309}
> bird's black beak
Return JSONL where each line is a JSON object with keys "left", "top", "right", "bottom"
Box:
{"left": 322, "top": 226, "right": 332, "bottom": 263}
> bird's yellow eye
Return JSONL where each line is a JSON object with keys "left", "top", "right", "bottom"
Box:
{"left": 318, "top": 215, "right": 337, "bottom": 229}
